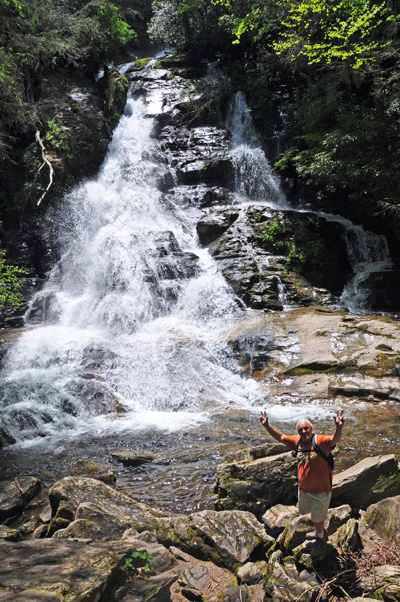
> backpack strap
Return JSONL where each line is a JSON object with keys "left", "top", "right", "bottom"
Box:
{"left": 312, "top": 434, "right": 334, "bottom": 471}
{"left": 292, "top": 435, "right": 334, "bottom": 470}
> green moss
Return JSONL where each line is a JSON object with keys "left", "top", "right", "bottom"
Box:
{"left": 358, "top": 353, "right": 400, "bottom": 378}
{"left": 134, "top": 57, "right": 152, "bottom": 69}
{"left": 371, "top": 471, "right": 398, "bottom": 493}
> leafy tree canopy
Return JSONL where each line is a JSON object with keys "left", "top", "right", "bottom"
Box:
{"left": 214, "top": 0, "right": 397, "bottom": 69}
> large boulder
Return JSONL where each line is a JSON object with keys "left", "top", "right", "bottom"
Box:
{"left": 0, "top": 476, "right": 40, "bottom": 522}
{"left": 48, "top": 476, "right": 167, "bottom": 538}
{"left": 213, "top": 452, "right": 297, "bottom": 515}
{"left": 331, "top": 455, "right": 400, "bottom": 510}
{"left": 156, "top": 509, "right": 273, "bottom": 572}
{"left": 0, "top": 537, "right": 179, "bottom": 602}
{"left": 364, "top": 495, "right": 400, "bottom": 544}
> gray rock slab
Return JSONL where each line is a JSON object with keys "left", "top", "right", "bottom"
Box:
{"left": 49, "top": 476, "right": 167, "bottom": 537}
{"left": 110, "top": 450, "right": 154, "bottom": 467}
{"left": 0, "top": 476, "right": 40, "bottom": 522}
{"left": 332, "top": 455, "right": 400, "bottom": 510}
{"left": 0, "top": 539, "right": 133, "bottom": 601}
{"left": 157, "top": 509, "right": 273, "bottom": 572}
{"left": 214, "top": 452, "right": 297, "bottom": 514}
{"left": 365, "top": 495, "right": 400, "bottom": 544}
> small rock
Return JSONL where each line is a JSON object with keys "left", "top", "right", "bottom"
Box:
{"left": 111, "top": 450, "right": 154, "bottom": 467}
{"left": 237, "top": 561, "right": 262, "bottom": 585}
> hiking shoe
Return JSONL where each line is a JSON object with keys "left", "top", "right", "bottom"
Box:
{"left": 306, "top": 529, "right": 327, "bottom": 541}
{"left": 305, "top": 531, "right": 317, "bottom": 540}
{"left": 311, "top": 536, "right": 327, "bottom": 558}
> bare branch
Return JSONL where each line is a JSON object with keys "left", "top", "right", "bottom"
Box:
{"left": 35, "top": 129, "right": 54, "bottom": 206}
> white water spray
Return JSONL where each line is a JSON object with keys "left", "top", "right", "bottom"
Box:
{"left": 1, "top": 90, "right": 267, "bottom": 449}
{"left": 225, "top": 92, "right": 286, "bottom": 207}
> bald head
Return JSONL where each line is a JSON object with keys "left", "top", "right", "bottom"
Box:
{"left": 296, "top": 419, "right": 313, "bottom": 442}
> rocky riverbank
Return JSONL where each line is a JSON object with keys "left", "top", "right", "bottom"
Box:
{"left": 0, "top": 446, "right": 399, "bottom": 601}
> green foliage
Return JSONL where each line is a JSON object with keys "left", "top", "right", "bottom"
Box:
{"left": 213, "top": 0, "right": 397, "bottom": 68}
{"left": 0, "top": 248, "right": 25, "bottom": 310}
{"left": 273, "top": 0, "right": 396, "bottom": 69}
{"left": 261, "top": 218, "right": 289, "bottom": 254}
{"left": 0, "top": 0, "right": 136, "bottom": 159}
{"left": 148, "top": 0, "right": 233, "bottom": 55}
{"left": 120, "top": 550, "right": 154, "bottom": 577}
{"left": 286, "top": 238, "right": 337, "bottom": 274}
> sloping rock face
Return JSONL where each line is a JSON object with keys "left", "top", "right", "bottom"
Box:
{"left": 199, "top": 206, "right": 352, "bottom": 310}
{"left": 156, "top": 509, "right": 273, "bottom": 572}
{"left": 365, "top": 495, "right": 400, "bottom": 544}
{"left": 48, "top": 476, "right": 167, "bottom": 538}
{"left": 332, "top": 455, "right": 400, "bottom": 510}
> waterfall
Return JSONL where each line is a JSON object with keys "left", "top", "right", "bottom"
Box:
{"left": 225, "top": 92, "right": 286, "bottom": 207}
{"left": 224, "top": 92, "right": 394, "bottom": 313}
{"left": 319, "top": 212, "right": 393, "bottom": 312}
{"left": 0, "top": 88, "right": 266, "bottom": 450}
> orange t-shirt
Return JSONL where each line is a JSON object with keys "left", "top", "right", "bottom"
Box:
{"left": 282, "top": 434, "right": 334, "bottom": 494}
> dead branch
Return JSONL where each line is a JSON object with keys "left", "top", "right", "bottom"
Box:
{"left": 14, "top": 477, "right": 24, "bottom": 495}
{"left": 35, "top": 130, "right": 54, "bottom": 206}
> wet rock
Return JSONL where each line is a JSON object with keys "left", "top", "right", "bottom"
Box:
{"left": 111, "top": 450, "right": 154, "bottom": 467}
{"left": 0, "top": 476, "right": 40, "bottom": 522}
{"left": 205, "top": 206, "right": 347, "bottom": 310}
{"left": 157, "top": 509, "right": 273, "bottom": 572}
{"left": 331, "top": 455, "right": 400, "bottom": 510}
{"left": 67, "top": 378, "right": 127, "bottom": 415}
{"left": 229, "top": 330, "right": 297, "bottom": 376}
{"left": 197, "top": 208, "right": 240, "bottom": 245}
{"left": 213, "top": 451, "right": 297, "bottom": 515}
{"left": 0, "top": 426, "right": 16, "bottom": 448}
{"left": 358, "top": 269, "right": 400, "bottom": 310}
{"left": 101, "top": 67, "right": 129, "bottom": 128}
{"left": 48, "top": 476, "right": 167, "bottom": 537}
{"left": 365, "top": 495, "right": 400, "bottom": 544}
{"left": 69, "top": 458, "right": 116, "bottom": 484}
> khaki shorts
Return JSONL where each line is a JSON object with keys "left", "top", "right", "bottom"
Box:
{"left": 298, "top": 490, "right": 331, "bottom": 523}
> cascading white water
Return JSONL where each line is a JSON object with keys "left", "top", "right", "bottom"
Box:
{"left": 224, "top": 91, "right": 393, "bottom": 313}
{"left": 0, "top": 92, "right": 269, "bottom": 449}
{"left": 319, "top": 212, "right": 393, "bottom": 312}
{"left": 225, "top": 92, "right": 286, "bottom": 207}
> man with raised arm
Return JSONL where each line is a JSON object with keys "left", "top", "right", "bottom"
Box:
{"left": 259, "top": 409, "right": 344, "bottom": 545}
